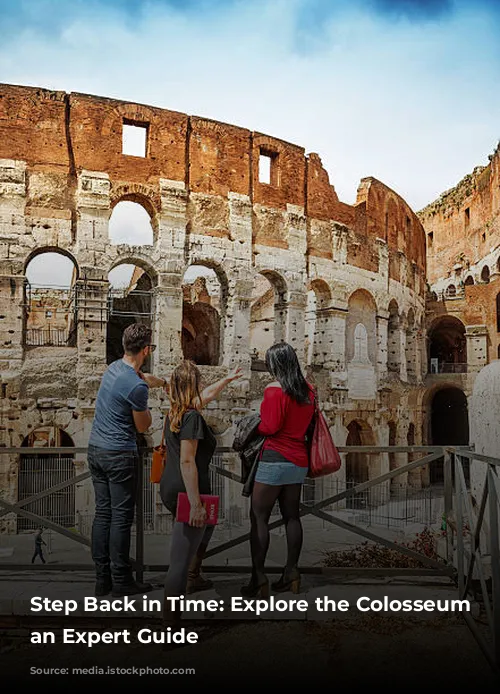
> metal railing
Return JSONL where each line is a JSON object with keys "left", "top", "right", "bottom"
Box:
{"left": 24, "top": 327, "right": 75, "bottom": 347}
{"left": 428, "top": 362, "right": 468, "bottom": 374}
{"left": 0, "top": 445, "right": 499, "bottom": 672}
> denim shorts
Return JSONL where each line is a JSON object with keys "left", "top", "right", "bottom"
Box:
{"left": 254, "top": 461, "right": 308, "bottom": 486}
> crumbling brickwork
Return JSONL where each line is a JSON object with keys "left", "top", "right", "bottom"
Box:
{"left": 0, "top": 84, "right": 429, "bottom": 531}
{"left": 420, "top": 142, "right": 500, "bottom": 372}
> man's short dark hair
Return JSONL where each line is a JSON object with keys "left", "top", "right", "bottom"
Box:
{"left": 122, "top": 323, "right": 152, "bottom": 355}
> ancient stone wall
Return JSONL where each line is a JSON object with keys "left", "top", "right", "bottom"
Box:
{"left": 0, "top": 83, "right": 428, "bottom": 530}
{"left": 421, "top": 142, "right": 500, "bottom": 381}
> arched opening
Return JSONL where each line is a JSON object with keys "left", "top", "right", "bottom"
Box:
{"left": 446, "top": 284, "right": 456, "bottom": 298}
{"left": 106, "top": 263, "right": 156, "bottom": 368}
{"left": 24, "top": 250, "right": 78, "bottom": 347}
{"left": 345, "top": 420, "right": 375, "bottom": 509}
{"left": 481, "top": 266, "right": 490, "bottom": 284}
{"left": 249, "top": 271, "right": 287, "bottom": 369}
{"left": 496, "top": 293, "right": 500, "bottom": 333}
{"left": 387, "top": 300, "right": 400, "bottom": 373}
{"left": 305, "top": 279, "right": 331, "bottom": 367}
{"left": 181, "top": 265, "right": 225, "bottom": 366}
{"left": 498, "top": 344, "right": 500, "bottom": 359}
{"left": 430, "top": 387, "right": 469, "bottom": 485}
{"left": 109, "top": 200, "right": 154, "bottom": 246}
{"left": 464, "top": 275, "right": 474, "bottom": 286}
{"left": 18, "top": 427, "right": 75, "bottom": 533}
{"left": 346, "top": 289, "right": 377, "bottom": 365}
{"left": 428, "top": 316, "right": 467, "bottom": 374}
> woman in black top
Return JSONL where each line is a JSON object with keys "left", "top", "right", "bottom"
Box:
{"left": 160, "top": 360, "right": 242, "bottom": 631}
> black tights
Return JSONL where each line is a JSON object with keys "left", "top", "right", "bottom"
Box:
{"left": 249, "top": 482, "right": 302, "bottom": 581}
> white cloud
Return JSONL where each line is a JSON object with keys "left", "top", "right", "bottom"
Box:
{"left": 1, "top": 0, "right": 499, "bottom": 210}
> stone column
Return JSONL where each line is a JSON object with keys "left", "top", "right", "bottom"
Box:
{"left": 286, "top": 288, "right": 307, "bottom": 363}
{"left": 376, "top": 312, "right": 389, "bottom": 382}
{"left": 74, "top": 171, "right": 111, "bottom": 405}
{"left": 324, "top": 307, "right": 348, "bottom": 388}
{"left": 399, "top": 318, "right": 408, "bottom": 381}
{"left": 0, "top": 159, "right": 27, "bottom": 375}
{"left": 465, "top": 325, "right": 488, "bottom": 373}
{"left": 223, "top": 193, "right": 253, "bottom": 374}
{"left": 222, "top": 275, "right": 253, "bottom": 371}
{"left": 152, "top": 276, "right": 184, "bottom": 371}
{"left": 467, "top": 361, "right": 500, "bottom": 579}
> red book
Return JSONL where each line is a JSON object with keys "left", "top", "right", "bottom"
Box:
{"left": 175, "top": 493, "right": 219, "bottom": 525}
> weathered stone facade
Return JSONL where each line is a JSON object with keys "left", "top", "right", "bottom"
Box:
{"left": 0, "top": 84, "right": 428, "bottom": 531}
{"left": 419, "top": 142, "right": 500, "bottom": 401}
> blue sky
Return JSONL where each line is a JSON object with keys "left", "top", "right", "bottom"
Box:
{"left": 1, "top": 0, "right": 500, "bottom": 213}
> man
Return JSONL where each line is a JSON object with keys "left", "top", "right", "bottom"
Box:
{"left": 88, "top": 323, "right": 167, "bottom": 597}
{"left": 31, "top": 527, "right": 46, "bottom": 564}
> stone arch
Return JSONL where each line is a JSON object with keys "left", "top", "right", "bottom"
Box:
{"left": 481, "top": 265, "right": 490, "bottom": 283}
{"left": 24, "top": 248, "right": 79, "bottom": 348}
{"left": 464, "top": 275, "right": 474, "bottom": 286}
{"left": 181, "top": 260, "right": 229, "bottom": 366}
{"left": 106, "top": 260, "right": 157, "bottom": 367}
{"left": 446, "top": 284, "right": 456, "bottom": 298}
{"left": 250, "top": 269, "right": 288, "bottom": 364}
{"left": 109, "top": 194, "right": 157, "bottom": 246}
{"left": 387, "top": 299, "right": 400, "bottom": 373}
{"left": 110, "top": 183, "right": 161, "bottom": 223}
{"left": 346, "top": 289, "right": 377, "bottom": 365}
{"left": 305, "top": 278, "right": 332, "bottom": 367}
{"left": 428, "top": 385, "right": 469, "bottom": 485}
{"left": 24, "top": 247, "right": 79, "bottom": 279}
{"left": 18, "top": 427, "right": 75, "bottom": 533}
{"left": 428, "top": 315, "right": 467, "bottom": 373}
{"left": 345, "top": 419, "right": 376, "bottom": 509}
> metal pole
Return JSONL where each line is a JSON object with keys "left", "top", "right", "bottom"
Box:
{"left": 444, "top": 450, "right": 453, "bottom": 565}
{"left": 488, "top": 466, "right": 500, "bottom": 669}
{"left": 455, "top": 453, "right": 464, "bottom": 596}
{"left": 135, "top": 448, "right": 144, "bottom": 584}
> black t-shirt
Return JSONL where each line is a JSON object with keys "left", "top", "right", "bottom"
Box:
{"left": 159, "top": 409, "right": 216, "bottom": 515}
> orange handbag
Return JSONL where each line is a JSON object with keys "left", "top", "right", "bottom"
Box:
{"left": 150, "top": 418, "right": 167, "bottom": 483}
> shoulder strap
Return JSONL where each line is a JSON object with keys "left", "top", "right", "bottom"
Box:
{"left": 160, "top": 415, "right": 168, "bottom": 447}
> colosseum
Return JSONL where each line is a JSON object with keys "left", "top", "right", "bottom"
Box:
{"left": 0, "top": 83, "right": 438, "bottom": 534}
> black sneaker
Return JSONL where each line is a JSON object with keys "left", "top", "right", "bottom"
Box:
{"left": 111, "top": 581, "right": 153, "bottom": 597}
{"left": 95, "top": 580, "right": 112, "bottom": 597}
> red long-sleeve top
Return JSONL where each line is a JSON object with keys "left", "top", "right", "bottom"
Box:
{"left": 257, "top": 383, "right": 315, "bottom": 468}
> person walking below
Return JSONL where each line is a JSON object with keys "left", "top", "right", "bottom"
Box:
{"left": 88, "top": 323, "right": 167, "bottom": 597}
{"left": 242, "top": 342, "right": 315, "bottom": 598}
{"left": 31, "top": 527, "right": 46, "bottom": 564}
{"left": 160, "top": 360, "right": 242, "bottom": 632}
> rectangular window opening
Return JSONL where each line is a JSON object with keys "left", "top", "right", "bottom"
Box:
{"left": 258, "top": 149, "right": 279, "bottom": 186}
{"left": 122, "top": 120, "right": 148, "bottom": 157}
{"left": 406, "top": 215, "right": 411, "bottom": 235}
{"left": 428, "top": 232, "right": 433, "bottom": 247}
{"left": 465, "top": 207, "right": 470, "bottom": 226}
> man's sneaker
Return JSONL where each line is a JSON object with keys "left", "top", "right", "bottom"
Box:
{"left": 95, "top": 580, "right": 112, "bottom": 597}
{"left": 111, "top": 581, "right": 153, "bottom": 597}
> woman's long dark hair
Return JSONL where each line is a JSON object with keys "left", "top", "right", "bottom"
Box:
{"left": 265, "top": 342, "right": 311, "bottom": 404}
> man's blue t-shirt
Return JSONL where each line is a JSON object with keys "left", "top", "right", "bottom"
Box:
{"left": 89, "top": 359, "right": 149, "bottom": 450}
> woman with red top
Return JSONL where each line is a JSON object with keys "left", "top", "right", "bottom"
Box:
{"left": 241, "top": 342, "right": 315, "bottom": 598}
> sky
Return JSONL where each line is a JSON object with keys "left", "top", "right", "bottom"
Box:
{"left": 4, "top": 0, "right": 500, "bottom": 284}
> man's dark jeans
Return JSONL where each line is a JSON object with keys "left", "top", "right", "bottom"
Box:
{"left": 88, "top": 445, "right": 138, "bottom": 586}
